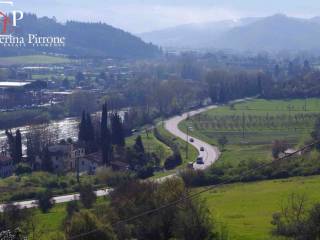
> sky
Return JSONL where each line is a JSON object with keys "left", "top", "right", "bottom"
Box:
{"left": 4, "top": 0, "right": 320, "bottom": 33}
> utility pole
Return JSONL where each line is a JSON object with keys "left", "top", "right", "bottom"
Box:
{"left": 304, "top": 97, "right": 307, "bottom": 112}
{"left": 242, "top": 112, "right": 245, "bottom": 139}
{"left": 186, "top": 126, "right": 189, "bottom": 160}
{"left": 75, "top": 149, "right": 80, "bottom": 184}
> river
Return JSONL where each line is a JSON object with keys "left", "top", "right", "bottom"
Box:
{"left": 0, "top": 110, "right": 127, "bottom": 152}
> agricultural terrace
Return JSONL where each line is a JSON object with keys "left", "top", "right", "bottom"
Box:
{"left": 179, "top": 99, "right": 320, "bottom": 166}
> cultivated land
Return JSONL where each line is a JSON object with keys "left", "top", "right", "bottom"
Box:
{"left": 202, "top": 175, "right": 320, "bottom": 240}
{"left": 180, "top": 99, "right": 320, "bottom": 166}
{"left": 0, "top": 55, "right": 71, "bottom": 65}
{"left": 177, "top": 99, "right": 320, "bottom": 239}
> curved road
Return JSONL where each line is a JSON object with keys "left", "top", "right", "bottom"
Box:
{"left": 165, "top": 105, "right": 220, "bottom": 170}
{"left": 0, "top": 105, "right": 220, "bottom": 211}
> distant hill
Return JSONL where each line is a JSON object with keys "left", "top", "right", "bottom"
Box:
{"left": 140, "top": 14, "right": 320, "bottom": 52}
{"left": 0, "top": 14, "right": 161, "bottom": 59}
{"left": 215, "top": 14, "right": 320, "bottom": 52}
{"left": 139, "top": 18, "right": 260, "bottom": 49}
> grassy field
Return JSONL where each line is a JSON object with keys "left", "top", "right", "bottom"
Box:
{"left": 0, "top": 55, "right": 71, "bottom": 65}
{"left": 156, "top": 123, "right": 199, "bottom": 165}
{"left": 180, "top": 99, "right": 320, "bottom": 166}
{"left": 126, "top": 125, "right": 198, "bottom": 178}
{"left": 201, "top": 175, "right": 320, "bottom": 240}
{"left": 127, "top": 129, "right": 172, "bottom": 164}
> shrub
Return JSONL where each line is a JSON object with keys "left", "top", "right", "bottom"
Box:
{"left": 164, "top": 152, "right": 182, "bottom": 170}
{"left": 14, "top": 164, "right": 32, "bottom": 176}
{"left": 79, "top": 184, "right": 97, "bottom": 209}
{"left": 37, "top": 190, "right": 54, "bottom": 213}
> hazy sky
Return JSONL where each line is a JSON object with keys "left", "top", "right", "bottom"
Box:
{"left": 5, "top": 0, "right": 320, "bottom": 33}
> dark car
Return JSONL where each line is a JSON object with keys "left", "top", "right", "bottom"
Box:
{"left": 190, "top": 138, "right": 194, "bottom": 142}
{"left": 196, "top": 157, "right": 204, "bottom": 164}
{"left": 200, "top": 147, "right": 204, "bottom": 151}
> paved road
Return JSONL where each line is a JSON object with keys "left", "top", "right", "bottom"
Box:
{"left": 0, "top": 188, "right": 111, "bottom": 212}
{"left": 0, "top": 105, "right": 221, "bottom": 211}
{"left": 165, "top": 105, "right": 221, "bottom": 170}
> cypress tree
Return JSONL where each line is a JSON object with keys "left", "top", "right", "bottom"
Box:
{"left": 86, "top": 113, "right": 95, "bottom": 142}
{"left": 111, "top": 112, "right": 125, "bottom": 147}
{"left": 134, "top": 135, "right": 145, "bottom": 154}
{"left": 15, "top": 129, "right": 22, "bottom": 164}
{"left": 101, "top": 103, "right": 111, "bottom": 166}
{"left": 78, "top": 111, "right": 87, "bottom": 142}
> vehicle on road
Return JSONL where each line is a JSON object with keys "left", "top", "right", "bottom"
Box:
{"left": 196, "top": 156, "right": 204, "bottom": 164}
{"left": 200, "top": 147, "right": 204, "bottom": 151}
{"left": 190, "top": 138, "right": 194, "bottom": 142}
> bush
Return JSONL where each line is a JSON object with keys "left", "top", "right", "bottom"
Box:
{"left": 164, "top": 152, "right": 182, "bottom": 170}
{"left": 79, "top": 184, "right": 97, "bottom": 209}
{"left": 96, "top": 168, "right": 135, "bottom": 187}
{"left": 14, "top": 164, "right": 32, "bottom": 176}
{"left": 65, "top": 211, "right": 116, "bottom": 240}
{"left": 37, "top": 190, "right": 54, "bottom": 213}
{"left": 66, "top": 201, "right": 79, "bottom": 217}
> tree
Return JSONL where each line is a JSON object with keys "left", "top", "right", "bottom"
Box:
{"left": 14, "top": 163, "right": 32, "bottom": 175}
{"left": 79, "top": 184, "right": 97, "bottom": 209}
{"left": 78, "top": 111, "right": 87, "bottom": 142}
{"left": 15, "top": 130, "right": 22, "bottom": 164}
{"left": 311, "top": 117, "right": 320, "bottom": 150}
{"left": 134, "top": 135, "right": 145, "bottom": 154}
{"left": 37, "top": 190, "right": 54, "bottom": 213}
{"left": 164, "top": 152, "right": 182, "bottom": 170}
{"left": 41, "top": 147, "right": 53, "bottom": 173}
{"left": 66, "top": 201, "right": 79, "bottom": 217}
{"left": 111, "top": 112, "right": 125, "bottom": 147}
{"left": 5, "top": 129, "right": 22, "bottom": 164}
{"left": 218, "top": 136, "right": 228, "bottom": 150}
{"left": 272, "top": 140, "right": 288, "bottom": 159}
{"left": 101, "top": 103, "right": 111, "bottom": 166}
{"left": 173, "top": 199, "right": 216, "bottom": 240}
{"left": 65, "top": 211, "right": 116, "bottom": 240}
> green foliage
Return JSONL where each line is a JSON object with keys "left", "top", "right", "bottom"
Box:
{"left": 14, "top": 163, "right": 32, "bottom": 176}
{"left": 37, "top": 190, "right": 54, "bottom": 213}
{"left": 66, "top": 201, "right": 80, "bottom": 217}
{"left": 272, "top": 194, "right": 320, "bottom": 240}
{"left": 79, "top": 184, "right": 97, "bottom": 209}
{"left": 218, "top": 136, "right": 228, "bottom": 150}
{"left": 100, "top": 103, "right": 111, "bottom": 166}
{"left": 111, "top": 112, "right": 125, "bottom": 147}
{"left": 65, "top": 211, "right": 116, "bottom": 240}
{"left": 164, "top": 152, "right": 183, "bottom": 170}
{"left": 96, "top": 167, "right": 135, "bottom": 188}
{"left": 109, "top": 178, "right": 221, "bottom": 240}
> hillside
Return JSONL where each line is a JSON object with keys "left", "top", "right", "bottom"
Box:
{"left": 139, "top": 17, "right": 259, "bottom": 49}
{"left": 0, "top": 14, "right": 161, "bottom": 59}
{"left": 140, "top": 14, "right": 320, "bottom": 52}
{"left": 215, "top": 14, "right": 320, "bottom": 52}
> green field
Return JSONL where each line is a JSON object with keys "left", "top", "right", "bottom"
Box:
{"left": 180, "top": 99, "right": 320, "bottom": 166}
{"left": 0, "top": 55, "right": 71, "bottom": 65}
{"left": 127, "top": 129, "right": 173, "bottom": 164}
{"left": 156, "top": 123, "right": 199, "bottom": 165}
{"left": 201, "top": 175, "right": 320, "bottom": 240}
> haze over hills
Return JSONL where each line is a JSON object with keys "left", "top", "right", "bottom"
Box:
{"left": 139, "top": 17, "right": 260, "bottom": 49}
{"left": 139, "top": 14, "right": 320, "bottom": 52}
{"left": 0, "top": 14, "right": 161, "bottom": 59}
